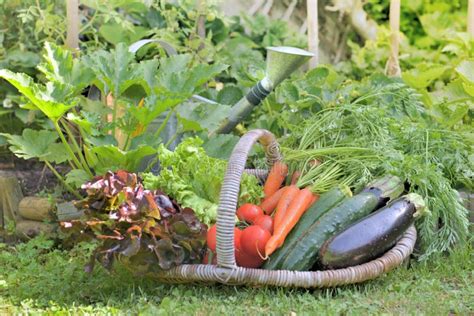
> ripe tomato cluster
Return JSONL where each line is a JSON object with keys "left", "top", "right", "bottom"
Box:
{"left": 204, "top": 204, "right": 273, "bottom": 268}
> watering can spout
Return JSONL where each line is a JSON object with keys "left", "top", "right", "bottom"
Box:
{"left": 210, "top": 46, "right": 313, "bottom": 135}
{"left": 265, "top": 46, "right": 315, "bottom": 87}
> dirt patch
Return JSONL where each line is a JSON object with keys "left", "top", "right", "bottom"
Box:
{"left": 0, "top": 156, "right": 69, "bottom": 197}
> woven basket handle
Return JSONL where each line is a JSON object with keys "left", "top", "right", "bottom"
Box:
{"left": 216, "top": 129, "right": 282, "bottom": 268}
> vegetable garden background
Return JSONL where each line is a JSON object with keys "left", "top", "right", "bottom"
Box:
{"left": 0, "top": 0, "right": 472, "bottom": 314}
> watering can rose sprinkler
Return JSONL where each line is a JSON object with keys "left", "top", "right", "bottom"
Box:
{"left": 209, "top": 46, "right": 314, "bottom": 135}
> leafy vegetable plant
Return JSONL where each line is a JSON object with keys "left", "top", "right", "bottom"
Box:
{"left": 143, "top": 137, "right": 264, "bottom": 225}
{"left": 63, "top": 170, "right": 207, "bottom": 273}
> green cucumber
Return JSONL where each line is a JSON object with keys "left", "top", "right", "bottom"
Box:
{"left": 278, "top": 175, "right": 403, "bottom": 271}
{"left": 263, "top": 184, "right": 352, "bottom": 270}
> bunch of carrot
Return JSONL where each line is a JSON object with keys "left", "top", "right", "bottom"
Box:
{"left": 259, "top": 161, "right": 319, "bottom": 258}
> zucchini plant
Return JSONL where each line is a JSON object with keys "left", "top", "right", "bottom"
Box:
{"left": 0, "top": 42, "right": 228, "bottom": 197}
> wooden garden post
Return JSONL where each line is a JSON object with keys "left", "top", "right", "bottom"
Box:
{"left": 385, "top": 0, "right": 401, "bottom": 77}
{"left": 307, "top": 0, "right": 319, "bottom": 69}
{"left": 195, "top": 0, "right": 208, "bottom": 53}
{"left": 66, "top": 0, "right": 80, "bottom": 54}
{"left": 468, "top": 0, "right": 474, "bottom": 36}
{"left": 0, "top": 172, "right": 23, "bottom": 231}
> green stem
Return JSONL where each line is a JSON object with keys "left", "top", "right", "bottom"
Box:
{"left": 154, "top": 109, "right": 175, "bottom": 138}
{"left": 144, "top": 155, "right": 160, "bottom": 173}
{"left": 112, "top": 95, "right": 118, "bottom": 139}
{"left": 54, "top": 121, "right": 83, "bottom": 170}
{"left": 123, "top": 133, "right": 132, "bottom": 151}
{"left": 44, "top": 161, "right": 82, "bottom": 199}
{"left": 60, "top": 119, "right": 93, "bottom": 177}
{"left": 264, "top": 99, "right": 273, "bottom": 116}
{"left": 165, "top": 132, "right": 178, "bottom": 148}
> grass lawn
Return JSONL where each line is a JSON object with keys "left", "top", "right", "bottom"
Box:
{"left": 0, "top": 236, "right": 472, "bottom": 315}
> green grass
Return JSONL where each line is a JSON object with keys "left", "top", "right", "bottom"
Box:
{"left": 0, "top": 236, "right": 472, "bottom": 315}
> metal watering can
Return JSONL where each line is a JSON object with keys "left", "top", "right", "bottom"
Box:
{"left": 209, "top": 46, "right": 314, "bottom": 135}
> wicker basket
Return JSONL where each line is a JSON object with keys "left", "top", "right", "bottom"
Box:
{"left": 151, "top": 129, "right": 417, "bottom": 288}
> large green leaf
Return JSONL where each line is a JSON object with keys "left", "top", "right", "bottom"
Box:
{"left": 156, "top": 54, "right": 227, "bottom": 94}
{"left": 83, "top": 43, "right": 144, "bottom": 98}
{"left": 90, "top": 145, "right": 156, "bottom": 173}
{"left": 0, "top": 129, "right": 63, "bottom": 162}
{"left": 402, "top": 64, "right": 449, "bottom": 90}
{"left": 216, "top": 85, "right": 243, "bottom": 105}
{"left": 43, "top": 143, "right": 70, "bottom": 164}
{"left": 0, "top": 70, "right": 77, "bottom": 121}
{"left": 455, "top": 60, "right": 474, "bottom": 83}
{"left": 202, "top": 133, "right": 240, "bottom": 160}
{"left": 37, "top": 42, "right": 94, "bottom": 95}
{"left": 99, "top": 23, "right": 149, "bottom": 45}
{"left": 455, "top": 60, "right": 474, "bottom": 96}
{"left": 65, "top": 169, "right": 92, "bottom": 188}
{"left": 177, "top": 101, "right": 231, "bottom": 132}
{"left": 130, "top": 94, "right": 183, "bottom": 128}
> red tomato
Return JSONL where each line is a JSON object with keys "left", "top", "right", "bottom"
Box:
{"left": 208, "top": 225, "right": 242, "bottom": 253}
{"left": 234, "top": 227, "right": 242, "bottom": 250}
{"left": 206, "top": 224, "right": 217, "bottom": 252}
{"left": 240, "top": 225, "right": 271, "bottom": 257}
{"left": 235, "top": 248, "right": 264, "bottom": 268}
{"left": 236, "top": 204, "right": 263, "bottom": 223}
{"left": 253, "top": 215, "right": 273, "bottom": 234}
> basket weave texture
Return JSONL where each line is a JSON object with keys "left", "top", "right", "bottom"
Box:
{"left": 151, "top": 129, "right": 417, "bottom": 288}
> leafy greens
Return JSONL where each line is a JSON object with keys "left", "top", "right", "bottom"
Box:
{"left": 143, "top": 137, "right": 264, "bottom": 225}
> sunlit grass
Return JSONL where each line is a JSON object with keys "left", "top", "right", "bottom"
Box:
{"left": 0, "top": 236, "right": 472, "bottom": 315}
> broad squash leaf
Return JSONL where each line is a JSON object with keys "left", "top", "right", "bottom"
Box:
{"left": 0, "top": 70, "right": 77, "bottom": 121}
{"left": 156, "top": 54, "right": 227, "bottom": 94}
{"left": 43, "top": 143, "right": 70, "bottom": 164}
{"left": 65, "top": 169, "right": 92, "bottom": 188}
{"left": 90, "top": 145, "right": 156, "bottom": 173}
{"left": 130, "top": 93, "right": 182, "bottom": 128}
{"left": 99, "top": 23, "right": 149, "bottom": 45}
{"left": 216, "top": 85, "right": 243, "bottom": 105}
{"left": 37, "top": 42, "right": 94, "bottom": 95}
{"left": 83, "top": 43, "right": 144, "bottom": 98}
{"left": 0, "top": 129, "right": 66, "bottom": 162}
{"left": 177, "top": 101, "right": 231, "bottom": 132}
{"left": 202, "top": 133, "right": 240, "bottom": 160}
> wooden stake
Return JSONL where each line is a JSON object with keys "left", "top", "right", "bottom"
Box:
{"left": 385, "top": 0, "right": 401, "bottom": 77}
{"left": 307, "top": 0, "right": 319, "bottom": 69}
{"left": 66, "top": 0, "right": 79, "bottom": 54}
{"left": 468, "top": 0, "right": 474, "bottom": 36}
{"left": 196, "top": 0, "right": 207, "bottom": 51}
{"left": 0, "top": 172, "right": 23, "bottom": 230}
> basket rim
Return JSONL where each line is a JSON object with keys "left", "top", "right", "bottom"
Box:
{"left": 141, "top": 225, "right": 417, "bottom": 288}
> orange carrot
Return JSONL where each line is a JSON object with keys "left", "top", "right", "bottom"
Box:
{"left": 265, "top": 188, "right": 314, "bottom": 257}
{"left": 273, "top": 185, "right": 299, "bottom": 230}
{"left": 263, "top": 162, "right": 288, "bottom": 198}
{"left": 290, "top": 170, "right": 301, "bottom": 185}
{"left": 261, "top": 187, "right": 288, "bottom": 215}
